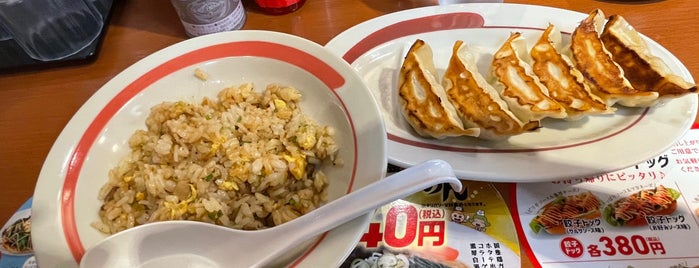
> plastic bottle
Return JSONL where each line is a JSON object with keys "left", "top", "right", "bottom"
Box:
{"left": 254, "top": 0, "right": 305, "bottom": 15}
{"left": 171, "top": 0, "right": 246, "bottom": 37}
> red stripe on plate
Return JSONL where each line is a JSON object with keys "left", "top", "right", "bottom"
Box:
{"left": 388, "top": 108, "right": 648, "bottom": 153}
{"left": 508, "top": 184, "right": 543, "bottom": 268}
{"left": 342, "top": 12, "right": 485, "bottom": 63}
{"left": 61, "top": 40, "right": 353, "bottom": 263}
{"left": 289, "top": 232, "right": 329, "bottom": 267}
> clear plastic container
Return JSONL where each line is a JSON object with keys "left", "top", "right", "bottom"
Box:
{"left": 0, "top": 21, "right": 11, "bottom": 41}
{"left": 0, "top": 0, "right": 104, "bottom": 61}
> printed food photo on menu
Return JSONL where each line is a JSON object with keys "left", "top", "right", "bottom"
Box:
{"left": 604, "top": 185, "right": 681, "bottom": 227}
{"left": 346, "top": 246, "right": 470, "bottom": 268}
{"left": 529, "top": 191, "right": 603, "bottom": 235}
{"left": 1, "top": 216, "right": 32, "bottom": 255}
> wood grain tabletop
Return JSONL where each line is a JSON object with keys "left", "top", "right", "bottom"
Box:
{"left": 0, "top": 0, "right": 697, "bottom": 266}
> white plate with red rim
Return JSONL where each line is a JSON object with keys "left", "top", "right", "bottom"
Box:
{"left": 324, "top": 3, "right": 698, "bottom": 182}
{"left": 31, "top": 30, "right": 387, "bottom": 267}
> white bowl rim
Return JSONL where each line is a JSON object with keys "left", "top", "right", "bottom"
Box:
{"left": 31, "top": 30, "right": 388, "bottom": 267}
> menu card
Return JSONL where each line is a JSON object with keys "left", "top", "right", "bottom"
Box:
{"left": 513, "top": 128, "right": 699, "bottom": 268}
{"left": 339, "top": 180, "right": 522, "bottom": 268}
{"left": 343, "top": 127, "right": 699, "bottom": 268}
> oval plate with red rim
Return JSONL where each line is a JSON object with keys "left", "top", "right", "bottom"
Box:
{"left": 325, "top": 3, "right": 698, "bottom": 182}
{"left": 31, "top": 30, "right": 387, "bottom": 267}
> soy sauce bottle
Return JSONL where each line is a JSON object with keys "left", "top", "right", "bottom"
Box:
{"left": 254, "top": 0, "right": 305, "bottom": 15}
{"left": 171, "top": 0, "right": 246, "bottom": 37}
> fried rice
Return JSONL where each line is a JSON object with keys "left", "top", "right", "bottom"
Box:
{"left": 92, "top": 83, "right": 340, "bottom": 234}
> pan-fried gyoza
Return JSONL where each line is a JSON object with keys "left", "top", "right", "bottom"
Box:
{"left": 600, "top": 14, "right": 697, "bottom": 97}
{"left": 570, "top": 9, "right": 659, "bottom": 107}
{"left": 443, "top": 40, "right": 539, "bottom": 140}
{"left": 397, "top": 39, "right": 480, "bottom": 139}
{"left": 490, "top": 32, "right": 567, "bottom": 122}
{"left": 530, "top": 23, "right": 614, "bottom": 120}
{"left": 396, "top": 9, "right": 696, "bottom": 140}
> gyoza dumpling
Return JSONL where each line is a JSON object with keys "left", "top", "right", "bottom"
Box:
{"left": 443, "top": 40, "right": 539, "bottom": 140}
{"left": 600, "top": 14, "right": 697, "bottom": 97}
{"left": 570, "top": 9, "right": 658, "bottom": 107}
{"left": 491, "top": 32, "right": 567, "bottom": 122}
{"left": 398, "top": 39, "right": 480, "bottom": 139}
{"left": 531, "top": 24, "right": 615, "bottom": 120}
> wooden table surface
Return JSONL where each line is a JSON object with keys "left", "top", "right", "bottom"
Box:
{"left": 1, "top": 0, "right": 697, "bottom": 266}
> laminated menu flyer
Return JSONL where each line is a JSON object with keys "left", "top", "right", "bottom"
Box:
{"left": 513, "top": 128, "right": 699, "bottom": 268}
{"left": 340, "top": 180, "right": 522, "bottom": 268}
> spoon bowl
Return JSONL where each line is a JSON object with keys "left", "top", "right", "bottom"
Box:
{"left": 80, "top": 159, "right": 461, "bottom": 268}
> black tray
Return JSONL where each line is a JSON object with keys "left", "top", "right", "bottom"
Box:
{"left": 0, "top": 0, "right": 114, "bottom": 73}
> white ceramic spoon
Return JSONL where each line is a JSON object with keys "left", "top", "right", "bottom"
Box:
{"left": 80, "top": 159, "right": 461, "bottom": 268}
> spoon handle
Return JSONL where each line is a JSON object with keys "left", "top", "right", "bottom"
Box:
{"left": 256, "top": 159, "right": 461, "bottom": 266}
